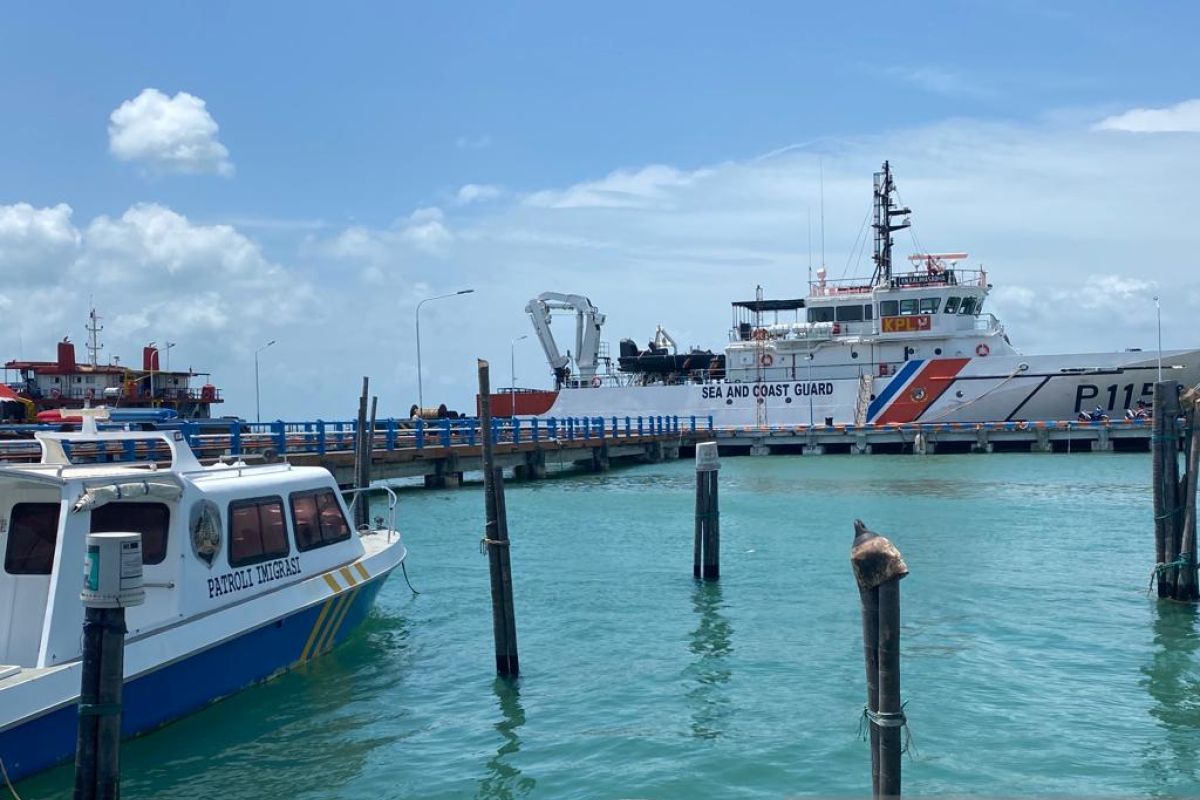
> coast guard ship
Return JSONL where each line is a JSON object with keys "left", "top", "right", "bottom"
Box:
{"left": 492, "top": 163, "right": 1200, "bottom": 426}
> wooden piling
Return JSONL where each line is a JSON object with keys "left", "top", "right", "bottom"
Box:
{"left": 353, "top": 378, "right": 369, "bottom": 530}
{"left": 1177, "top": 391, "right": 1198, "bottom": 600}
{"left": 1152, "top": 381, "right": 1182, "bottom": 598}
{"left": 694, "top": 442, "right": 720, "bottom": 580}
{"left": 479, "top": 359, "right": 520, "bottom": 677}
{"left": 851, "top": 519, "right": 909, "bottom": 799}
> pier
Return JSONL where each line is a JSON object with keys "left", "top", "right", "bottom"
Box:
{"left": 0, "top": 415, "right": 1159, "bottom": 488}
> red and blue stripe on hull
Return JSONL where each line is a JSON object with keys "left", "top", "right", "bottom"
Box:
{"left": 868, "top": 358, "right": 971, "bottom": 424}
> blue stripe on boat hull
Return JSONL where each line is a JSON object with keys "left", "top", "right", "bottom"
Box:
{"left": 1, "top": 575, "right": 387, "bottom": 785}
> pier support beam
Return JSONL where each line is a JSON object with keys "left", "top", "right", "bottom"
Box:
{"left": 803, "top": 444, "right": 825, "bottom": 456}
{"left": 1031, "top": 427, "right": 1052, "bottom": 453}
{"left": 852, "top": 435, "right": 871, "bottom": 455}
{"left": 973, "top": 427, "right": 992, "bottom": 454}
{"left": 513, "top": 450, "right": 547, "bottom": 481}
{"left": 1095, "top": 425, "right": 1113, "bottom": 452}
{"left": 424, "top": 455, "right": 463, "bottom": 488}
{"left": 749, "top": 439, "right": 771, "bottom": 457}
{"left": 644, "top": 441, "right": 665, "bottom": 463}
{"left": 589, "top": 446, "right": 610, "bottom": 472}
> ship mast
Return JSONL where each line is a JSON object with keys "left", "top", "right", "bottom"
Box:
{"left": 871, "top": 161, "right": 911, "bottom": 286}
{"left": 85, "top": 307, "right": 104, "bottom": 367}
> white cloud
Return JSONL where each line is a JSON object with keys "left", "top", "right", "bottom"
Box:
{"left": 455, "top": 134, "right": 492, "bottom": 150}
{"left": 108, "top": 88, "right": 234, "bottom": 176}
{"left": 524, "top": 164, "right": 713, "bottom": 210}
{"left": 887, "top": 66, "right": 985, "bottom": 98}
{"left": 1095, "top": 99, "right": 1200, "bottom": 133}
{"left": 455, "top": 184, "right": 502, "bottom": 205}
{"left": 0, "top": 202, "right": 80, "bottom": 283}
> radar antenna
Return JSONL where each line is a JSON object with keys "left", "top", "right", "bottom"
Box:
{"left": 871, "top": 161, "right": 911, "bottom": 286}
{"left": 85, "top": 307, "right": 104, "bottom": 367}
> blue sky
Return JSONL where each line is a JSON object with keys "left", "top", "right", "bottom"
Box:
{"left": 1, "top": 2, "right": 1198, "bottom": 418}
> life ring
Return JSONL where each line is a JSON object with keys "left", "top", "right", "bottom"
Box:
{"left": 1017, "top": 420, "right": 1028, "bottom": 430}
{"left": 975, "top": 343, "right": 990, "bottom": 357}
{"left": 760, "top": 353, "right": 774, "bottom": 367}
{"left": 591, "top": 376, "right": 602, "bottom": 388}
{"left": 752, "top": 328, "right": 768, "bottom": 341}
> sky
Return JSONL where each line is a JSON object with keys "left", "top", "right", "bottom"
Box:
{"left": 1, "top": 2, "right": 1198, "bottom": 420}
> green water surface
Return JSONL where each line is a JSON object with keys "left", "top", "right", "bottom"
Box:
{"left": 19, "top": 454, "right": 1200, "bottom": 798}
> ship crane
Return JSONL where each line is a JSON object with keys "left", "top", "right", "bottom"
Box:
{"left": 524, "top": 292, "right": 606, "bottom": 387}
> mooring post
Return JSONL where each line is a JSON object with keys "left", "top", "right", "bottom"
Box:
{"left": 478, "top": 359, "right": 520, "bottom": 678}
{"left": 850, "top": 519, "right": 909, "bottom": 798}
{"left": 353, "top": 378, "right": 370, "bottom": 530}
{"left": 74, "top": 533, "right": 144, "bottom": 800}
{"left": 1153, "top": 381, "right": 1182, "bottom": 597}
{"left": 694, "top": 441, "right": 720, "bottom": 580}
{"left": 1177, "top": 389, "right": 1199, "bottom": 600}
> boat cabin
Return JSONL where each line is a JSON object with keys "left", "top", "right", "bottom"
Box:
{"left": 0, "top": 423, "right": 366, "bottom": 670}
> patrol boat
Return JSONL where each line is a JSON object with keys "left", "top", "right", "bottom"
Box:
{"left": 0, "top": 409, "right": 406, "bottom": 783}
{"left": 498, "top": 162, "right": 1200, "bottom": 426}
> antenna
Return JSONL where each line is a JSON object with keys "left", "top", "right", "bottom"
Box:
{"left": 85, "top": 307, "right": 104, "bottom": 367}
{"left": 870, "top": 161, "right": 911, "bottom": 286}
{"left": 807, "top": 206, "right": 813, "bottom": 288}
{"left": 819, "top": 157, "right": 826, "bottom": 272}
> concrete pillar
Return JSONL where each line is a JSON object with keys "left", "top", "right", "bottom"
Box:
{"left": 974, "top": 427, "right": 990, "bottom": 454}
{"left": 1095, "top": 425, "right": 1113, "bottom": 452}
{"left": 590, "top": 446, "right": 611, "bottom": 472}
{"left": 802, "top": 444, "right": 825, "bottom": 456}
{"left": 662, "top": 443, "right": 681, "bottom": 460}
{"left": 1031, "top": 427, "right": 1052, "bottom": 453}
{"left": 749, "top": 439, "right": 771, "bottom": 457}
{"left": 851, "top": 435, "right": 871, "bottom": 455}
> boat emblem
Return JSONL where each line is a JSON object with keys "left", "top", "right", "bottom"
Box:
{"left": 910, "top": 386, "right": 927, "bottom": 402}
{"left": 189, "top": 500, "right": 223, "bottom": 567}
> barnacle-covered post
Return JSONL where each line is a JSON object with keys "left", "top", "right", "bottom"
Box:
{"left": 851, "top": 519, "right": 909, "bottom": 798}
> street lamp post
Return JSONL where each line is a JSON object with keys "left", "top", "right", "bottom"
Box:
{"left": 1154, "top": 296, "right": 1163, "bottom": 382}
{"left": 415, "top": 289, "right": 474, "bottom": 411}
{"left": 510, "top": 334, "right": 528, "bottom": 416}
{"left": 255, "top": 340, "right": 276, "bottom": 423}
{"left": 164, "top": 341, "right": 176, "bottom": 374}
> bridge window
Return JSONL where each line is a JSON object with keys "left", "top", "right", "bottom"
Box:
{"left": 959, "top": 297, "right": 977, "bottom": 315}
{"left": 807, "top": 306, "right": 835, "bottom": 323}
{"left": 835, "top": 305, "right": 864, "bottom": 322}
{"left": 229, "top": 496, "right": 289, "bottom": 567}
{"left": 91, "top": 502, "right": 170, "bottom": 565}
{"left": 944, "top": 297, "right": 961, "bottom": 314}
{"left": 899, "top": 299, "right": 919, "bottom": 316}
{"left": 879, "top": 300, "right": 899, "bottom": 317}
{"left": 864, "top": 304, "right": 873, "bottom": 320}
{"left": 4, "top": 502, "right": 60, "bottom": 575}
{"left": 289, "top": 489, "right": 353, "bottom": 551}
{"left": 920, "top": 298, "right": 941, "bottom": 314}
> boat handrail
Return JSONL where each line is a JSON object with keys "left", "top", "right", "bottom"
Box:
{"left": 342, "top": 484, "right": 400, "bottom": 543}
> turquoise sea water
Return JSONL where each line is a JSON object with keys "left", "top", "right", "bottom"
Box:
{"left": 18, "top": 453, "right": 1200, "bottom": 798}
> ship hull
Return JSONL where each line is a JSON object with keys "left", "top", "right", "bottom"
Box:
{"left": 541, "top": 349, "right": 1200, "bottom": 426}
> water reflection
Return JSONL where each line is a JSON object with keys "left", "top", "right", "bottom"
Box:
{"left": 686, "top": 582, "right": 734, "bottom": 739}
{"left": 476, "top": 679, "right": 535, "bottom": 800}
{"left": 1140, "top": 602, "right": 1200, "bottom": 794}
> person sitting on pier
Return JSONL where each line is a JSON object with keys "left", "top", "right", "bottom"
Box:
{"left": 1125, "top": 400, "right": 1151, "bottom": 420}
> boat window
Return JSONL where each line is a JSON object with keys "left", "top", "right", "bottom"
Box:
{"left": 228, "top": 497, "right": 290, "bottom": 567}
{"left": 944, "top": 297, "right": 961, "bottom": 314}
{"left": 4, "top": 502, "right": 60, "bottom": 575}
{"left": 879, "top": 300, "right": 899, "bottom": 317}
{"left": 864, "top": 304, "right": 873, "bottom": 320}
{"left": 289, "top": 489, "right": 353, "bottom": 551}
{"left": 91, "top": 502, "right": 170, "bottom": 565}
{"left": 899, "top": 299, "right": 919, "bottom": 316}
{"left": 835, "top": 305, "right": 864, "bottom": 322}
{"left": 807, "top": 306, "right": 835, "bottom": 323}
{"left": 959, "top": 297, "right": 977, "bottom": 315}
{"left": 920, "top": 298, "right": 941, "bottom": 314}
{"left": 976, "top": 298, "right": 985, "bottom": 314}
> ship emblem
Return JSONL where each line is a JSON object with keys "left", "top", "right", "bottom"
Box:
{"left": 910, "top": 386, "right": 927, "bottom": 402}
